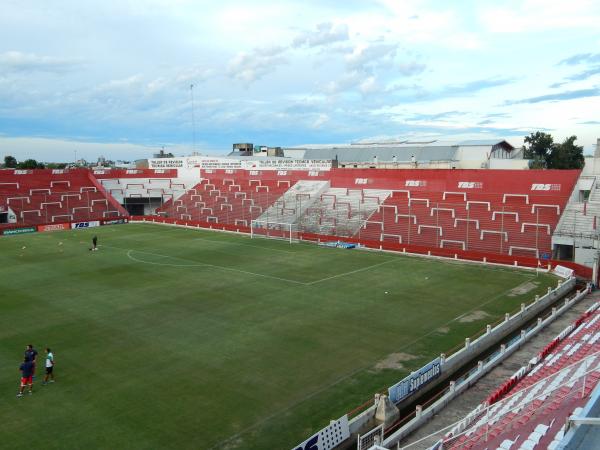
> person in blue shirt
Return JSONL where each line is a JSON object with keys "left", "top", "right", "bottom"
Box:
{"left": 24, "top": 344, "right": 38, "bottom": 379}
{"left": 18, "top": 357, "right": 34, "bottom": 397}
{"left": 24, "top": 344, "right": 38, "bottom": 363}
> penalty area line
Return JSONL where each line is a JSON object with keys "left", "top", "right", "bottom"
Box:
{"left": 306, "top": 258, "right": 397, "bottom": 285}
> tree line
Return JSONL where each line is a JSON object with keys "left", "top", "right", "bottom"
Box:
{"left": 2, "top": 155, "right": 67, "bottom": 170}
{"left": 522, "top": 132, "right": 585, "bottom": 170}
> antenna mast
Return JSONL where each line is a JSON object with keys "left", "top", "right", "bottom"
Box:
{"left": 190, "top": 84, "right": 197, "bottom": 152}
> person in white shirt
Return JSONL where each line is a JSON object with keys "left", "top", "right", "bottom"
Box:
{"left": 42, "top": 348, "right": 55, "bottom": 384}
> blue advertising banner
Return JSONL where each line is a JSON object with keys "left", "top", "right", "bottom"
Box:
{"left": 388, "top": 357, "right": 442, "bottom": 404}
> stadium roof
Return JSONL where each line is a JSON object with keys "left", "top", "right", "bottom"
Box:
{"left": 280, "top": 139, "right": 514, "bottom": 162}
{"left": 456, "top": 139, "right": 514, "bottom": 149}
{"left": 292, "top": 145, "right": 457, "bottom": 162}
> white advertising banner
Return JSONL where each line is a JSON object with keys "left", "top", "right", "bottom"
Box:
{"left": 148, "top": 157, "right": 332, "bottom": 171}
{"left": 71, "top": 220, "right": 101, "bottom": 229}
{"left": 148, "top": 158, "right": 188, "bottom": 169}
{"left": 241, "top": 159, "right": 331, "bottom": 171}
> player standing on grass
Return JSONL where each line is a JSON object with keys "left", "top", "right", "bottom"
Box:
{"left": 92, "top": 235, "right": 98, "bottom": 251}
{"left": 18, "top": 357, "right": 34, "bottom": 397}
{"left": 43, "top": 348, "right": 55, "bottom": 384}
{"left": 24, "top": 344, "right": 38, "bottom": 377}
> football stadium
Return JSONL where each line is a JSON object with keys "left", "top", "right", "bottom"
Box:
{"left": 2, "top": 143, "right": 600, "bottom": 449}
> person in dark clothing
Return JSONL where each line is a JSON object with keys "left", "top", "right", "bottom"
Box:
{"left": 92, "top": 235, "right": 98, "bottom": 251}
{"left": 24, "top": 344, "right": 38, "bottom": 378}
{"left": 24, "top": 344, "right": 38, "bottom": 363}
{"left": 18, "top": 357, "right": 34, "bottom": 397}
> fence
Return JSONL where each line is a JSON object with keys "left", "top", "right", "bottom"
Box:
{"left": 398, "top": 350, "right": 600, "bottom": 449}
{"left": 381, "top": 286, "right": 592, "bottom": 449}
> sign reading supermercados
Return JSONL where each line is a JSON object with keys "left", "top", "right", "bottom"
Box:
{"left": 388, "top": 357, "right": 442, "bottom": 403}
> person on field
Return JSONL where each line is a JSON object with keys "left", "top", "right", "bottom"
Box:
{"left": 18, "top": 357, "right": 34, "bottom": 397}
{"left": 92, "top": 235, "right": 98, "bottom": 251}
{"left": 24, "top": 344, "right": 38, "bottom": 376}
{"left": 43, "top": 348, "right": 55, "bottom": 385}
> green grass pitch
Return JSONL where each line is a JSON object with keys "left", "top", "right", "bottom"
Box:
{"left": 0, "top": 223, "right": 557, "bottom": 449}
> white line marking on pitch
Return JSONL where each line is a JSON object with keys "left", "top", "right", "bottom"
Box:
{"left": 124, "top": 248, "right": 306, "bottom": 285}
{"left": 306, "top": 259, "right": 396, "bottom": 285}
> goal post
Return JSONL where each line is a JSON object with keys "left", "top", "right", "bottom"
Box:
{"left": 250, "top": 220, "right": 298, "bottom": 244}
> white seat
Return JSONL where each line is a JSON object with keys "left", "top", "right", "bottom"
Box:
{"left": 534, "top": 423, "right": 550, "bottom": 435}
{"left": 518, "top": 439, "right": 536, "bottom": 450}
{"left": 499, "top": 438, "right": 517, "bottom": 449}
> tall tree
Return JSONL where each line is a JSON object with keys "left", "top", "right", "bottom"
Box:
{"left": 546, "top": 136, "right": 585, "bottom": 170}
{"left": 4, "top": 155, "right": 17, "bottom": 168}
{"left": 523, "top": 131, "right": 554, "bottom": 158}
{"left": 17, "top": 159, "right": 45, "bottom": 169}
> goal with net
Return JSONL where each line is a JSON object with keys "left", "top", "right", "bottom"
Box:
{"left": 250, "top": 220, "right": 299, "bottom": 244}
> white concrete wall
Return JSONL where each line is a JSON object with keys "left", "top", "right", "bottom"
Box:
{"left": 489, "top": 159, "right": 530, "bottom": 170}
{"left": 454, "top": 145, "right": 491, "bottom": 162}
{"left": 582, "top": 157, "right": 600, "bottom": 176}
{"left": 575, "top": 247, "right": 598, "bottom": 267}
{"left": 456, "top": 160, "right": 487, "bottom": 169}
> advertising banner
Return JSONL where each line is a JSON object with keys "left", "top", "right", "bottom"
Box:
{"left": 148, "top": 158, "right": 187, "bottom": 169}
{"left": 71, "top": 221, "right": 101, "bottom": 229}
{"left": 388, "top": 357, "right": 442, "bottom": 403}
{"left": 3, "top": 227, "right": 36, "bottom": 236}
{"left": 148, "top": 156, "right": 332, "bottom": 171}
{"left": 242, "top": 159, "right": 331, "bottom": 171}
{"left": 291, "top": 415, "right": 349, "bottom": 450}
{"left": 101, "top": 218, "right": 129, "bottom": 225}
{"left": 38, "top": 223, "right": 70, "bottom": 232}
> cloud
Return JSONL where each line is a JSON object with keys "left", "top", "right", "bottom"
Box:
{"left": 549, "top": 81, "right": 567, "bottom": 88}
{"left": 565, "top": 66, "right": 600, "bottom": 82}
{"left": 312, "top": 113, "right": 329, "bottom": 128}
{"left": 346, "top": 42, "right": 398, "bottom": 70}
{"left": 323, "top": 41, "right": 425, "bottom": 95}
{"left": 558, "top": 53, "right": 600, "bottom": 66}
{"left": 578, "top": 120, "right": 600, "bottom": 125}
{"left": 175, "top": 66, "right": 214, "bottom": 85}
{"left": 480, "top": 2, "right": 600, "bottom": 33}
{"left": 293, "top": 22, "right": 349, "bottom": 48}
{"left": 406, "top": 111, "right": 466, "bottom": 121}
{"left": 555, "top": 53, "right": 600, "bottom": 83}
{"left": 0, "top": 51, "right": 81, "bottom": 73}
{"left": 506, "top": 87, "right": 600, "bottom": 104}
{"left": 437, "top": 77, "right": 515, "bottom": 97}
{"left": 227, "top": 46, "right": 288, "bottom": 83}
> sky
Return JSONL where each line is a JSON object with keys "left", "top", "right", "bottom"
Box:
{"left": 0, "top": 0, "right": 599, "bottom": 162}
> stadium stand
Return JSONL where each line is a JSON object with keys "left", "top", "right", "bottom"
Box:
{"left": 92, "top": 168, "right": 195, "bottom": 209}
{"left": 0, "top": 168, "right": 126, "bottom": 227}
{"left": 436, "top": 301, "right": 600, "bottom": 450}
{"left": 354, "top": 169, "right": 579, "bottom": 259}
{"left": 155, "top": 169, "right": 330, "bottom": 226}
{"left": 0, "top": 167, "right": 583, "bottom": 269}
